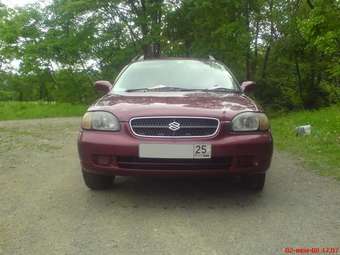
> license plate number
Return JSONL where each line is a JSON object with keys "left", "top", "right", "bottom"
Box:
{"left": 139, "top": 144, "right": 211, "bottom": 159}
{"left": 193, "top": 144, "right": 211, "bottom": 159}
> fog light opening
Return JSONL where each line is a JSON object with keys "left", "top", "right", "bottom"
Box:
{"left": 94, "top": 155, "right": 113, "bottom": 166}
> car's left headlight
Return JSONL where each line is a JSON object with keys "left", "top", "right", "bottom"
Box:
{"left": 81, "top": 111, "right": 120, "bottom": 131}
{"left": 231, "top": 112, "right": 269, "bottom": 132}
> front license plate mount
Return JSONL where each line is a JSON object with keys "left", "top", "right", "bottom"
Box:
{"left": 139, "top": 144, "right": 211, "bottom": 159}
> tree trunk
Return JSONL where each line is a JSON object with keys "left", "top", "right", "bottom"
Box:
{"left": 295, "top": 56, "right": 303, "bottom": 105}
{"left": 138, "top": 0, "right": 162, "bottom": 58}
{"left": 261, "top": 46, "right": 271, "bottom": 80}
{"left": 261, "top": 0, "right": 274, "bottom": 80}
{"left": 252, "top": 20, "right": 260, "bottom": 78}
{"left": 144, "top": 44, "right": 160, "bottom": 58}
{"left": 307, "top": 0, "right": 314, "bottom": 9}
{"left": 245, "top": 0, "right": 252, "bottom": 80}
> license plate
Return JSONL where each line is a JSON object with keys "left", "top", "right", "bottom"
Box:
{"left": 139, "top": 144, "right": 211, "bottom": 159}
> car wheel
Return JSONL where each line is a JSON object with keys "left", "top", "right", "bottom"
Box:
{"left": 242, "top": 173, "right": 266, "bottom": 191}
{"left": 82, "top": 170, "right": 114, "bottom": 190}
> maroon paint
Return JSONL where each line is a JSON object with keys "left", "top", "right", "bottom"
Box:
{"left": 78, "top": 91, "right": 273, "bottom": 176}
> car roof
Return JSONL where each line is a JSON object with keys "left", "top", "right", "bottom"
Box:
{"left": 131, "top": 56, "right": 224, "bottom": 66}
{"left": 132, "top": 54, "right": 218, "bottom": 61}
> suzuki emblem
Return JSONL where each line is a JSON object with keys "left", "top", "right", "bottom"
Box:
{"left": 168, "top": 121, "right": 181, "bottom": 131}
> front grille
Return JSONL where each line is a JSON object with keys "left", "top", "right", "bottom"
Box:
{"left": 117, "top": 157, "right": 232, "bottom": 171}
{"left": 130, "top": 117, "right": 220, "bottom": 137}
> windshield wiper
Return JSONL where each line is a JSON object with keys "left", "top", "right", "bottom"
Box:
{"left": 203, "top": 86, "right": 240, "bottom": 93}
{"left": 125, "top": 85, "right": 239, "bottom": 93}
{"left": 150, "top": 86, "right": 193, "bottom": 91}
{"left": 125, "top": 88, "right": 150, "bottom": 92}
{"left": 125, "top": 85, "right": 193, "bottom": 92}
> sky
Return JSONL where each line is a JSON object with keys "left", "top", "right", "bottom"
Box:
{"left": 1, "top": 0, "right": 50, "bottom": 8}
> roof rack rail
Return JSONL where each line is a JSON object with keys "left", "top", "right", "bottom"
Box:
{"left": 208, "top": 55, "right": 216, "bottom": 61}
{"left": 131, "top": 55, "right": 144, "bottom": 62}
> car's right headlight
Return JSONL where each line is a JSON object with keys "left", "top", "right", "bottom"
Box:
{"left": 231, "top": 112, "right": 269, "bottom": 132}
{"left": 81, "top": 111, "right": 120, "bottom": 131}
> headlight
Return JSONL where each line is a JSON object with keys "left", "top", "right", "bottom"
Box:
{"left": 81, "top": 111, "right": 120, "bottom": 131}
{"left": 231, "top": 112, "right": 269, "bottom": 132}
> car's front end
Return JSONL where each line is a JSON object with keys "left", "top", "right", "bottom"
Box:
{"left": 77, "top": 58, "right": 273, "bottom": 191}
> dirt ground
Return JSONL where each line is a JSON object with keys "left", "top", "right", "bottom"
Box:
{"left": 0, "top": 118, "right": 339, "bottom": 255}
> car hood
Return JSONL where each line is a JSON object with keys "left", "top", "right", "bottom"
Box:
{"left": 89, "top": 92, "right": 260, "bottom": 121}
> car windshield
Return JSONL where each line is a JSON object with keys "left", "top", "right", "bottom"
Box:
{"left": 112, "top": 59, "right": 240, "bottom": 92}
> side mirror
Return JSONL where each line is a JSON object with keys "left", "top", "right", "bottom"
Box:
{"left": 241, "top": 81, "right": 256, "bottom": 94}
{"left": 95, "top": 80, "right": 112, "bottom": 94}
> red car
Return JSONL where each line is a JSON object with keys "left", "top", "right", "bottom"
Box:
{"left": 78, "top": 57, "right": 273, "bottom": 191}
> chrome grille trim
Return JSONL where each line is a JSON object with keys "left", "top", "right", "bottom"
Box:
{"left": 131, "top": 125, "right": 218, "bottom": 129}
{"left": 129, "top": 116, "right": 220, "bottom": 138}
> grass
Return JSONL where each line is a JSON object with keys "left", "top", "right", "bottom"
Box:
{"left": 271, "top": 104, "right": 340, "bottom": 180}
{"left": 0, "top": 101, "right": 87, "bottom": 121}
{"left": 1, "top": 101, "right": 339, "bottom": 180}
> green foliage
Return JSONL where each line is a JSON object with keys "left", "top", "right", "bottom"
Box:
{"left": 0, "top": 101, "right": 86, "bottom": 120}
{"left": 165, "top": 0, "right": 249, "bottom": 79}
{"left": 271, "top": 104, "right": 340, "bottom": 180}
{"left": 0, "top": 0, "right": 339, "bottom": 109}
{"left": 0, "top": 89, "right": 15, "bottom": 100}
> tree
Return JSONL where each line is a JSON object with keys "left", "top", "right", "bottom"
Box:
{"left": 0, "top": 0, "right": 338, "bottom": 109}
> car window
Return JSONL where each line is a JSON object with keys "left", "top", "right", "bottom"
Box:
{"left": 113, "top": 60, "right": 240, "bottom": 92}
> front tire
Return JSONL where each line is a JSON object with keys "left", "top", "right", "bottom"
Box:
{"left": 82, "top": 170, "right": 114, "bottom": 190}
{"left": 242, "top": 173, "right": 266, "bottom": 191}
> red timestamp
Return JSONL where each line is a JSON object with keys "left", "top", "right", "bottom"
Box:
{"left": 283, "top": 247, "right": 340, "bottom": 254}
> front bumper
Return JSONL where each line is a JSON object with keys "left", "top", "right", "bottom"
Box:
{"left": 78, "top": 123, "right": 273, "bottom": 176}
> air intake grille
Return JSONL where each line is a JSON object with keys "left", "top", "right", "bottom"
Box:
{"left": 117, "top": 157, "right": 232, "bottom": 170}
{"left": 130, "top": 117, "right": 219, "bottom": 137}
